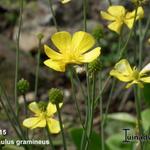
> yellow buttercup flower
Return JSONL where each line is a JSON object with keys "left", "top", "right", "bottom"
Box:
{"left": 44, "top": 31, "right": 101, "bottom": 72}
{"left": 101, "top": 5, "right": 144, "bottom": 34}
{"left": 23, "top": 102, "right": 62, "bottom": 134}
{"left": 110, "top": 59, "right": 150, "bottom": 88}
{"left": 61, "top": 0, "right": 71, "bottom": 4}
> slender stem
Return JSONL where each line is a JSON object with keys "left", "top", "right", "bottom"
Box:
{"left": 69, "top": 68, "right": 89, "bottom": 142}
{"left": 103, "top": 79, "right": 116, "bottom": 126}
{"left": 0, "top": 84, "right": 26, "bottom": 139}
{"left": 74, "top": 71, "right": 87, "bottom": 99}
{"left": 119, "top": 7, "right": 138, "bottom": 60}
{"left": 48, "top": 0, "right": 59, "bottom": 31}
{"left": 0, "top": 96, "right": 22, "bottom": 139}
{"left": 107, "top": 0, "right": 112, "bottom": 5}
{"left": 99, "top": 73, "right": 104, "bottom": 150}
{"left": 134, "top": 86, "right": 143, "bottom": 150}
{"left": 23, "top": 94, "right": 28, "bottom": 137}
{"left": 56, "top": 104, "right": 67, "bottom": 150}
{"left": 83, "top": 0, "right": 87, "bottom": 31}
{"left": 138, "top": 20, "right": 142, "bottom": 69}
{"left": 46, "top": 126, "right": 55, "bottom": 150}
{"left": 85, "top": 73, "right": 96, "bottom": 150}
{"left": 94, "top": 76, "right": 111, "bottom": 107}
{"left": 15, "top": 0, "right": 23, "bottom": 116}
{"left": 34, "top": 37, "right": 42, "bottom": 99}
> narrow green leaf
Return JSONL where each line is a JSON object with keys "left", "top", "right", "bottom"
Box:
{"left": 106, "top": 113, "right": 136, "bottom": 124}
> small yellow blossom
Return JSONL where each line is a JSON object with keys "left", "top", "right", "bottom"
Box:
{"left": 61, "top": 0, "right": 71, "bottom": 4}
{"left": 44, "top": 31, "right": 101, "bottom": 72}
{"left": 110, "top": 59, "right": 150, "bottom": 88}
{"left": 23, "top": 102, "right": 62, "bottom": 134}
{"left": 100, "top": 5, "right": 144, "bottom": 34}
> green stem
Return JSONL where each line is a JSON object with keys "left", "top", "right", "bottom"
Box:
{"left": 99, "top": 73, "right": 104, "bottom": 150}
{"left": 107, "top": 0, "right": 112, "bottom": 5}
{"left": 83, "top": 0, "right": 87, "bottom": 31}
{"left": 95, "top": 76, "right": 111, "bottom": 107}
{"left": 15, "top": 0, "right": 23, "bottom": 116}
{"left": 69, "top": 68, "right": 89, "bottom": 142}
{"left": 48, "top": 0, "right": 59, "bottom": 31}
{"left": 85, "top": 73, "right": 96, "bottom": 150}
{"left": 134, "top": 86, "right": 143, "bottom": 150}
{"left": 46, "top": 126, "right": 55, "bottom": 150}
{"left": 74, "top": 71, "right": 87, "bottom": 99}
{"left": 56, "top": 103, "right": 67, "bottom": 150}
{"left": 23, "top": 94, "right": 28, "bottom": 137}
{"left": 103, "top": 79, "right": 116, "bottom": 126}
{"left": 138, "top": 20, "right": 142, "bottom": 69}
{"left": 34, "top": 37, "right": 42, "bottom": 99}
{"left": 119, "top": 7, "right": 138, "bottom": 60}
{"left": 1, "top": 85, "right": 26, "bottom": 139}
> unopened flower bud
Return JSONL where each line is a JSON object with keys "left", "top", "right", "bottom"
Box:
{"left": 48, "top": 88, "right": 63, "bottom": 104}
{"left": 92, "top": 25, "right": 103, "bottom": 41}
{"left": 17, "top": 78, "right": 29, "bottom": 95}
{"left": 88, "top": 58, "right": 102, "bottom": 73}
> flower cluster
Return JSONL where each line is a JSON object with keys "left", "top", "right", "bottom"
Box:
{"left": 101, "top": 5, "right": 144, "bottom": 34}
{"left": 23, "top": 102, "right": 62, "bottom": 134}
{"left": 110, "top": 59, "right": 150, "bottom": 88}
{"left": 44, "top": 31, "right": 101, "bottom": 72}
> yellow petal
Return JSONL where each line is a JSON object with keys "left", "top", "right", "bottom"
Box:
{"left": 140, "top": 63, "right": 150, "bottom": 75}
{"left": 124, "top": 19, "right": 134, "bottom": 29}
{"left": 47, "top": 118, "right": 61, "bottom": 134}
{"left": 79, "top": 47, "right": 101, "bottom": 63}
{"left": 125, "top": 7, "right": 144, "bottom": 20}
{"left": 29, "top": 102, "right": 41, "bottom": 115}
{"left": 61, "top": 0, "right": 71, "bottom": 4}
{"left": 47, "top": 102, "right": 63, "bottom": 117}
{"left": 113, "top": 59, "right": 133, "bottom": 75}
{"left": 126, "top": 81, "right": 144, "bottom": 88}
{"left": 140, "top": 77, "right": 150, "bottom": 83}
{"left": 101, "top": 11, "right": 115, "bottom": 21}
{"left": 110, "top": 70, "right": 132, "bottom": 82}
{"left": 107, "top": 5, "right": 125, "bottom": 17}
{"left": 108, "top": 21, "right": 123, "bottom": 34}
{"left": 71, "top": 31, "right": 95, "bottom": 54}
{"left": 23, "top": 117, "right": 46, "bottom": 129}
{"left": 44, "top": 45, "right": 63, "bottom": 60}
{"left": 51, "top": 31, "right": 71, "bottom": 54}
{"left": 44, "top": 59, "right": 66, "bottom": 72}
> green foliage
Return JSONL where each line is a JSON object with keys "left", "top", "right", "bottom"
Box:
{"left": 106, "top": 112, "right": 136, "bottom": 124}
{"left": 2, "top": 145, "right": 25, "bottom": 150}
{"left": 70, "top": 128, "right": 101, "bottom": 150}
{"left": 106, "top": 133, "right": 134, "bottom": 150}
{"left": 142, "top": 109, "right": 150, "bottom": 131}
{"left": 143, "top": 84, "right": 150, "bottom": 106}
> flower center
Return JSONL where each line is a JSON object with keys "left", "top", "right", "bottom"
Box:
{"left": 132, "top": 67, "right": 140, "bottom": 80}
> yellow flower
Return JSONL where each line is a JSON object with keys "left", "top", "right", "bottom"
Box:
{"left": 23, "top": 102, "right": 62, "bottom": 134}
{"left": 110, "top": 59, "right": 150, "bottom": 88}
{"left": 44, "top": 31, "right": 101, "bottom": 72}
{"left": 100, "top": 5, "right": 144, "bottom": 34}
{"left": 61, "top": 0, "right": 71, "bottom": 4}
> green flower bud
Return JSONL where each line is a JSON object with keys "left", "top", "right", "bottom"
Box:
{"left": 38, "top": 101, "right": 47, "bottom": 111}
{"left": 17, "top": 78, "right": 29, "bottom": 95}
{"left": 92, "top": 25, "right": 103, "bottom": 41}
{"left": 48, "top": 88, "right": 63, "bottom": 104}
{"left": 88, "top": 58, "right": 102, "bottom": 74}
